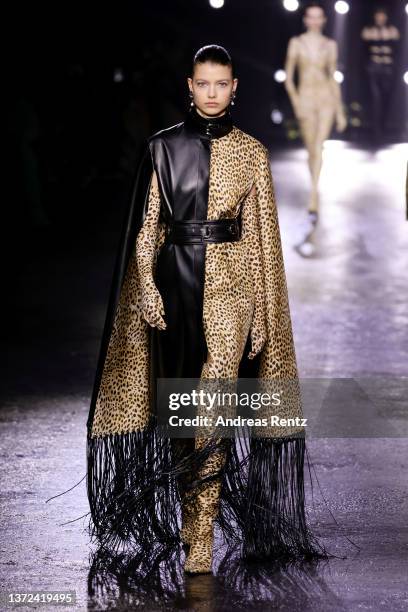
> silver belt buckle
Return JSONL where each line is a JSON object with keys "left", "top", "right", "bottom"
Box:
{"left": 229, "top": 221, "right": 238, "bottom": 236}
{"left": 202, "top": 224, "right": 213, "bottom": 239}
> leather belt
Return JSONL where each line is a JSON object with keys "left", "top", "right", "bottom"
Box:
{"left": 165, "top": 218, "right": 241, "bottom": 244}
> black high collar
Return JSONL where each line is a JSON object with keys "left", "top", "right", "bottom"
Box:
{"left": 184, "top": 105, "right": 234, "bottom": 139}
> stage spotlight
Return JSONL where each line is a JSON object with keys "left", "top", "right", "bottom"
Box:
{"left": 334, "top": 70, "right": 344, "bottom": 83}
{"left": 404, "top": 71, "right": 408, "bottom": 85}
{"left": 334, "top": 1, "right": 349, "bottom": 14}
{"left": 274, "top": 69, "right": 286, "bottom": 83}
{"left": 406, "top": 3, "right": 408, "bottom": 15}
{"left": 113, "top": 68, "right": 124, "bottom": 83}
{"left": 271, "top": 109, "right": 283, "bottom": 124}
{"left": 283, "top": 0, "right": 299, "bottom": 12}
{"left": 209, "top": 0, "right": 224, "bottom": 8}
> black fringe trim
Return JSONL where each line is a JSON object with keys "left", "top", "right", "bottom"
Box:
{"left": 86, "top": 416, "right": 332, "bottom": 567}
{"left": 86, "top": 417, "right": 225, "bottom": 562}
{"left": 217, "top": 433, "right": 328, "bottom": 561}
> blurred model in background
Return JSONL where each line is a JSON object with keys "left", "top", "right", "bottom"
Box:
{"left": 284, "top": 1, "right": 347, "bottom": 223}
{"left": 361, "top": 6, "right": 400, "bottom": 145}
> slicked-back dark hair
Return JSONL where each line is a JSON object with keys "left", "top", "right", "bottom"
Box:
{"left": 192, "top": 44, "right": 235, "bottom": 78}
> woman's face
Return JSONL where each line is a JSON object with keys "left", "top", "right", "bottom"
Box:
{"left": 374, "top": 11, "right": 388, "bottom": 27}
{"left": 187, "top": 62, "right": 237, "bottom": 118}
{"left": 303, "top": 7, "right": 326, "bottom": 33}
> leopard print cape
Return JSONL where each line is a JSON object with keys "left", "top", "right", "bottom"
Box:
{"left": 90, "top": 124, "right": 304, "bottom": 440}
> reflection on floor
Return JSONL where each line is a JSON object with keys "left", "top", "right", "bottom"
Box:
{"left": 0, "top": 141, "right": 407, "bottom": 611}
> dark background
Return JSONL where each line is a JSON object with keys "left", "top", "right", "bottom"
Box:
{"left": 4, "top": 0, "right": 407, "bottom": 235}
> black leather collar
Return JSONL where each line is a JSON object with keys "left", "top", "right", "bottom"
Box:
{"left": 184, "top": 105, "right": 234, "bottom": 139}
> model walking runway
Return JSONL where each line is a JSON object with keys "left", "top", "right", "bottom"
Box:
{"left": 86, "top": 45, "right": 326, "bottom": 575}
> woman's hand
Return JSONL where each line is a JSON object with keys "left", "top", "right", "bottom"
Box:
{"left": 139, "top": 285, "right": 167, "bottom": 330}
{"left": 336, "top": 110, "right": 347, "bottom": 133}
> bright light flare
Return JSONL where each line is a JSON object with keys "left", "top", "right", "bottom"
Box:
{"left": 274, "top": 69, "right": 286, "bottom": 83}
{"left": 335, "top": 1, "right": 349, "bottom": 14}
{"left": 283, "top": 0, "right": 299, "bottom": 12}
{"left": 271, "top": 109, "right": 283, "bottom": 124}
{"left": 334, "top": 70, "right": 344, "bottom": 83}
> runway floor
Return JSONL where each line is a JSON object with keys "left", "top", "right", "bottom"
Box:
{"left": 1, "top": 140, "right": 407, "bottom": 611}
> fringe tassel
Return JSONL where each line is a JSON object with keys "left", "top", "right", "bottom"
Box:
{"left": 87, "top": 416, "right": 330, "bottom": 566}
{"left": 217, "top": 433, "right": 330, "bottom": 561}
{"left": 86, "top": 416, "right": 225, "bottom": 565}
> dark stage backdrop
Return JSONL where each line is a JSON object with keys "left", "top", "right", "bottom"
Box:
{"left": 4, "top": 0, "right": 407, "bottom": 231}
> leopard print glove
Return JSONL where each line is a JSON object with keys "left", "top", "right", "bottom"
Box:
{"left": 139, "top": 282, "right": 167, "bottom": 330}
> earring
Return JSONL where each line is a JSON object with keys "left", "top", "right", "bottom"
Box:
{"left": 189, "top": 91, "right": 194, "bottom": 107}
{"left": 230, "top": 92, "right": 236, "bottom": 106}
